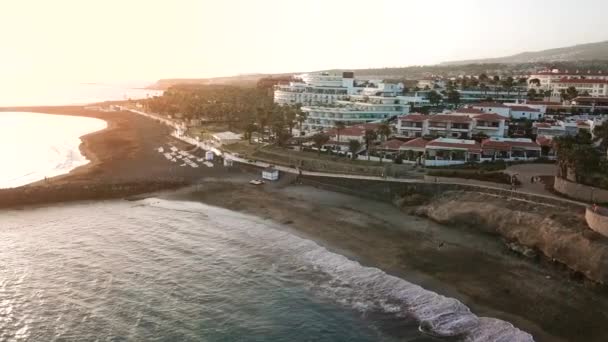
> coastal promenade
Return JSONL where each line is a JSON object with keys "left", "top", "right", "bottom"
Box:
{"left": 125, "top": 107, "right": 586, "bottom": 210}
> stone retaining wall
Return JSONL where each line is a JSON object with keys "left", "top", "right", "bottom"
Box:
{"left": 554, "top": 177, "right": 608, "bottom": 203}
{"left": 301, "top": 175, "right": 585, "bottom": 211}
{"left": 586, "top": 207, "right": 608, "bottom": 237}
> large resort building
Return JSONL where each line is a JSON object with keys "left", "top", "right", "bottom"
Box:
{"left": 528, "top": 68, "right": 608, "bottom": 97}
{"left": 274, "top": 72, "right": 410, "bottom": 132}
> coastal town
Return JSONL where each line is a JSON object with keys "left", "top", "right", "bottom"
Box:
{"left": 4, "top": 1, "right": 608, "bottom": 341}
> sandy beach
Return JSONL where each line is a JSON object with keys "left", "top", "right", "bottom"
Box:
{"left": 2, "top": 106, "right": 607, "bottom": 341}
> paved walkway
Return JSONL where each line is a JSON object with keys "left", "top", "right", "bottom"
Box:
{"left": 124, "top": 107, "right": 584, "bottom": 208}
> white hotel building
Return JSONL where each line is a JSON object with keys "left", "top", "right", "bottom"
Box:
{"left": 528, "top": 69, "right": 608, "bottom": 97}
{"left": 274, "top": 72, "right": 410, "bottom": 131}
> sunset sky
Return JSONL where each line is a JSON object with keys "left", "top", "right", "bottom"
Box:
{"left": 1, "top": 0, "right": 607, "bottom": 83}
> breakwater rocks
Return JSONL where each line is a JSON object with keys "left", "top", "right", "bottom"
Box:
{"left": 0, "top": 179, "right": 189, "bottom": 209}
{"left": 415, "top": 191, "right": 608, "bottom": 284}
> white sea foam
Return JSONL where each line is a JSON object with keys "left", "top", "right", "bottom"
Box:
{"left": 0, "top": 112, "right": 106, "bottom": 188}
{"left": 143, "top": 198, "right": 536, "bottom": 341}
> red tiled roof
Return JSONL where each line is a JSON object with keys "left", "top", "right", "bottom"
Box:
{"left": 473, "top": 102, "right": 509, "bottom": 108}
{"left": 454, "top": 108, "right": 484, "bottom": 115}
{"left": 536, "top": 136, "right": 553, "bottom": 147}
{"left": 428, "top": 114, "right": 472, "bottom": 123}
{"left": 572, "top": 96, "right": 608, "bottom": 103}
{"left": 556, "top": 78, "right": 608, "bottom": 84}
{"left": 326, "top": 123, "right": 379, "bottom": 137}
{"left": 427, "top": 139, "right": 482, "bottom": 152}
{"left": 399, "top": 114, "right": 427, "bottom": 122}
{"left": 399, "top": 137, "right": 430, "bottom": 149}
{"left": 526, "top": 101, "right": 562, "bottom": 106}
{"left": 481, "top": 140, "right": 511, "bottom": 151}
{"left": 534, "top": 123, "right": 552, "bottom": 128}
{"left": 379, "top": 139, "right": 406, "bottom": 150}
{"left": 482, "top": 139, "right": 541, "bottom": 150}
{"left": 473, "top": 113, "right": 507, "bottom": 122}
{"left": 509, "top": 105, "right": 540, "bottom": 112}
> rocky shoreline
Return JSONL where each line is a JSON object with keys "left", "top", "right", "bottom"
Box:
{"left": 411, "top": 191, "right": 608, "bottom": 285}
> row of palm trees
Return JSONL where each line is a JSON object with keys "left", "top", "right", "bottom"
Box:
{"left": 144, "top": 84, "right": 309, "bottom": 144}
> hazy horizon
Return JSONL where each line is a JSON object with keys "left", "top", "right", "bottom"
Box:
{"left": 1, "top": 0, "right": 607, "bottom": 83}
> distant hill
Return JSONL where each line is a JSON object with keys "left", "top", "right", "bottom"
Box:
{"left": 149, "top": 73, "right": 295, "bottom": 90}
{"left": 150, "top": 41, "right": 608, "bottom": 88}
{"left": 442, "top": 40, "right": 608, "bottom": 65}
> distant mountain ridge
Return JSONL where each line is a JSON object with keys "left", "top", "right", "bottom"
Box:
{"left": 442, "top": 40, "right": 608, "bottom": 65}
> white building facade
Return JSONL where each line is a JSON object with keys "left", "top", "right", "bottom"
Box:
{"left": 275, "top": 72, "right": 410, "bottom": 131}
{"left": 528, "top": 69, "right": 608, "bottom": 97}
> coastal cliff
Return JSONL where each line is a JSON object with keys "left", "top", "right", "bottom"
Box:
{"left": 414, "top": 191, "right": 608, "bottom": 284}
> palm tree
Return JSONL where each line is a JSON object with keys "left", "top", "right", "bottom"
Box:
{"left": 364, "top": 129, "right": 378, "bottom": 161}
{"left": 480, "top": 83, "right": 488, "bottom": 98}
{"left": 312, "top": 133, "right": 330, "bottom": 155}
{"left": 334, "top": 121, "right": 346, "bottom": 144}
{"left": 256, "top": 106, "right": 269, "bottom": 141}
{"left": 593, "top": 121, "right": 608, "bottom": 152}
{"left": 376, "top": 123, "right": 391, "bottom": 142}
{"left": 244, "top": 122, "right": 257, "bottom": 143}
{"left": 348, "top": 139, "right": 361, "bottom": 160}
{"left": 529, "top": 78, "right": 541, "bottom": 87}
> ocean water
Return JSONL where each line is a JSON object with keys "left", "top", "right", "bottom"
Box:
{"left": 0, "top": 82, "right": 162, "bottom": 107}
{"left": 0, "top": 112, "right": 107, "bottom": 188}
{"left": 0, "top": 199, "right": 534, "bottom": 341}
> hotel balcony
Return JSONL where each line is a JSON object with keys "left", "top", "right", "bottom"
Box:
{"left": 474, "top": 125, "right": 500, "bottom": 130}
{"left": 398, "top": 126, "right": 422, "bottom": 130}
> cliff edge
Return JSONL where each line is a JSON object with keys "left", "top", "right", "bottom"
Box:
{"left": 413, "top": 191, "right": 608, "bottom": 284}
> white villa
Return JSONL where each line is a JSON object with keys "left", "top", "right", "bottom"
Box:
{"left": 471, "top": 102, "right": 545, "bottom": 121}
{"left": 396, "top": 111, "right": 508, "bottom": 139}
{"left": 399, "top": 136, "right": 541, "bottom": 166}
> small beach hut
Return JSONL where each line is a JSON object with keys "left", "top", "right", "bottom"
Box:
{"left": 205, "top": 151, "right": 214, "bottom": 161}
{"left": 262, "top": 167, "right": 279, "bottom": 181}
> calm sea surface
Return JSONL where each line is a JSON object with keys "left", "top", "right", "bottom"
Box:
{"left": 0, "top": 199, "right": 534, "bottom": 341}
{"left": 0, "top": 112, "right": 106, "bottom": 188}
{"left": 0, "top": 82, "right": 161, "bottom": 188}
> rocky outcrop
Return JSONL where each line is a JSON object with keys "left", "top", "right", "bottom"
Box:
{"left": 414, "top": 191, "right": 608, "bottom": 284}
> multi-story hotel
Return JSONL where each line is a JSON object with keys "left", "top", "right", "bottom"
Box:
{"left": 551, "top": 78, "right": 608, "bottom": 97}
{"left": 273, "top": 72, "right": 356, "bottom": 106}
{"left": 275, "top": 72, "right": 410, "bottom": 131}
{"left": 302, "top": 93, "right": 410, "bottom": 131}
{"left": 528, "top": 69, "right": 608, "bottom": 97}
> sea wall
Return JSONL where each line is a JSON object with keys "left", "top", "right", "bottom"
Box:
{"left": 0, "top": 180, "right": 189, "bottom": 209}
{"left": 586, "top": 207, "right": 608, "bottom": 238}
{"left": 554, "top": 177, "right": 608, "bottom": 203}
{"left": 301, "top": 175, "right": 585, "bottom": 211}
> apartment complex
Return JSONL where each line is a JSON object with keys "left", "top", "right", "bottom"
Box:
{"left": 551, "top": 78, "right": 608, "bottom": 97}
{"left": 396, "top": 112, "right": 508, "bottom": 139}
{"left": 528, "top": 69, "right": 608, "bottom": 97}
{"left": 399, "top": 137, "right": 541, "bottom": 166}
